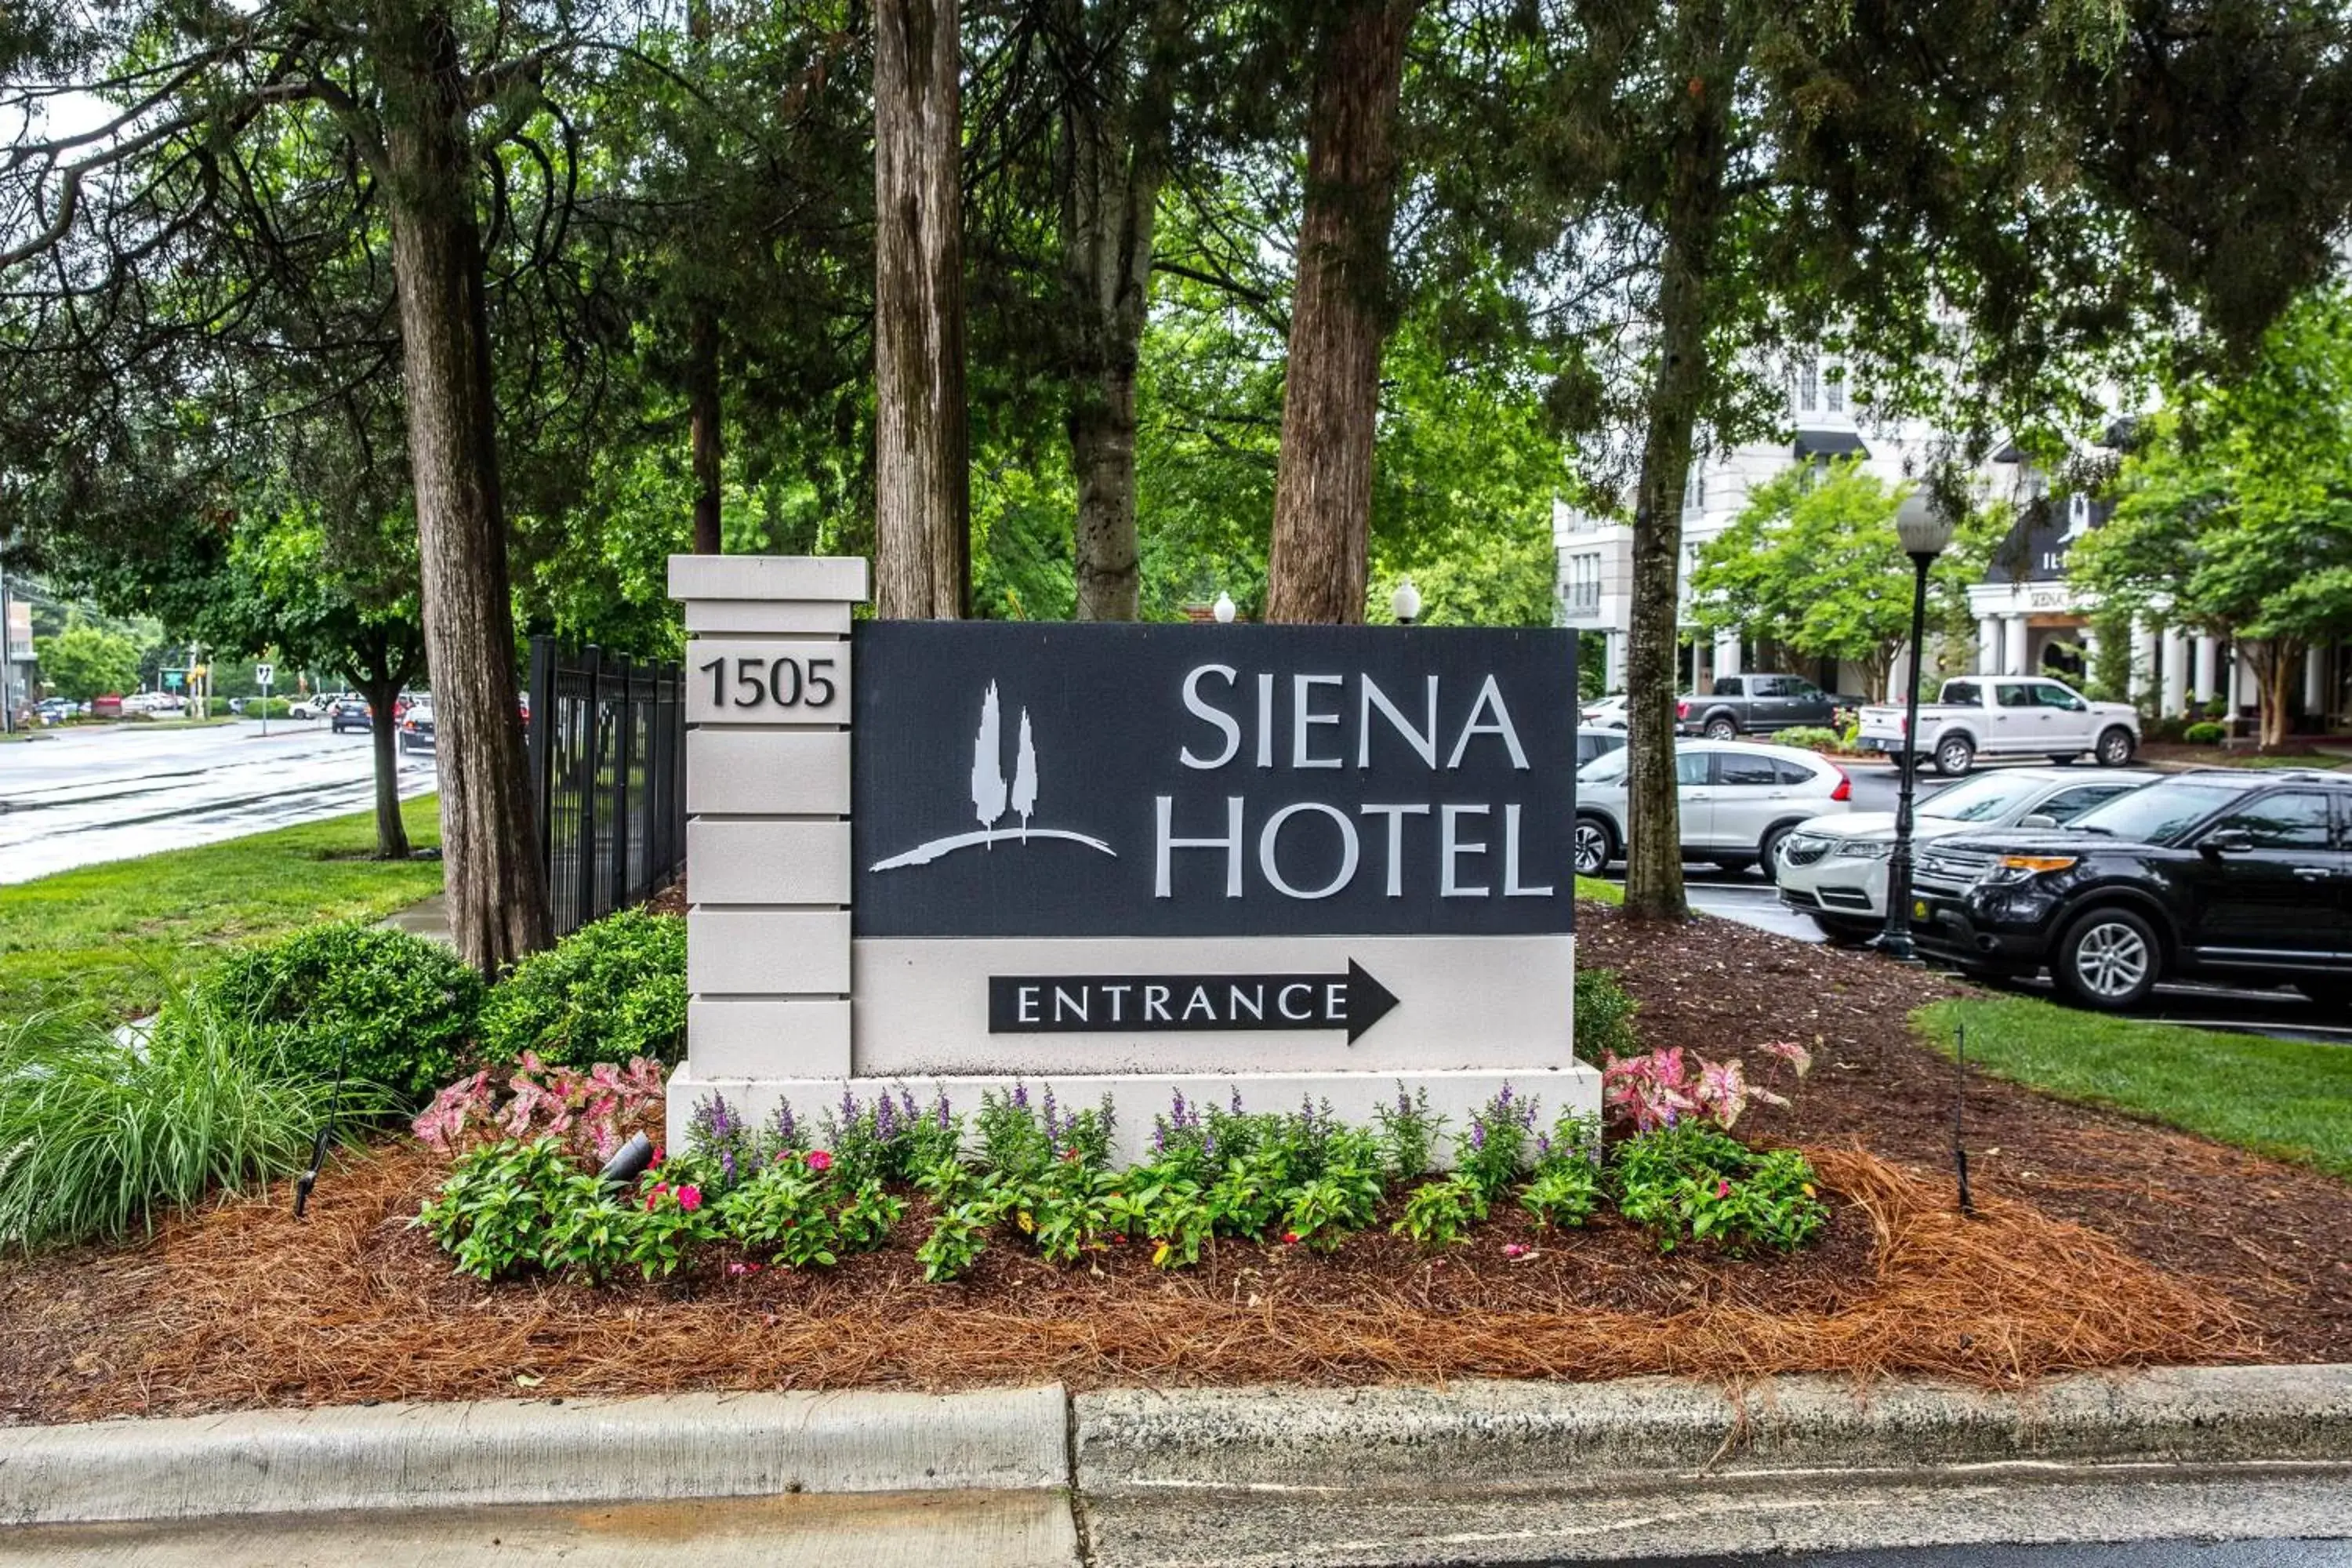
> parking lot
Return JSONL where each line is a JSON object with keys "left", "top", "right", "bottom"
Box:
{"left": 0, "top": 720, "right": 435, "bottom": 884}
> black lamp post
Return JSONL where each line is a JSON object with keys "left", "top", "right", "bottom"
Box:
{"left": 1878, "top": 491, "right": 1959, "bottom": 961}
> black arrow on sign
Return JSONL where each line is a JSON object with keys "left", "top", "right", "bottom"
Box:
{"left": 989, "top": 960, "right": 1403, "bottom": 1043}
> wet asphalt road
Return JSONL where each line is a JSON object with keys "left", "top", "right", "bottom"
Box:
{"left": 1595, "top": 757, "right": 2352, "bottom": 1047}
{"left": 1552, "top": 1543, "right": 2352, "bottom": 1567}
{"left": 0, "top": 720, "right": 436, "bottom": 885}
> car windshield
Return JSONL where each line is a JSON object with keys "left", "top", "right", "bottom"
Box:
{"left": 2067, "top": 780, "right": 2247, "bottom": 844}
{"left": 1920, "top": 773, "right": 2049, "bottom": 823}
{"left": 1581, "top": 750, "right": 1628, "bottom": 784}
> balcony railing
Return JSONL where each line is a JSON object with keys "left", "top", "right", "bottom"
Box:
{"left": 1559, "top": 581, "right": 1602, "bottom": 615}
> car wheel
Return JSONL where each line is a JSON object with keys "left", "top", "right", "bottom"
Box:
{"left": 2096, "top": 726, "right": 2136, "bottom": 767}
{"left": 1572, "top": 815, "right": 1614, "bottom": 877}
{"left": 2053, "top": 907, "right": 2161, "bottom": 1010}
{"left": 1756, "top": 826, "right": 1791, "bottom": 884}
{"left": 1933, "top": 733, "right": 1976, "bottom": 775}
{"left": 1809, "top": 914, "right": 1880, "bottom": 946}
{"left": 1703, "top": 717, "right": 1738, "bottom": 740}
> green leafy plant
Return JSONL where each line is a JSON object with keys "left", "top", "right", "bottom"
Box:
{"left": 835, "top": 1179, "right": 907, "bottom": 1254}
{"left": 1456, "top": 1087, "right": 1540, "bottom": 1202}
{"left": 1611, "top": 1123, "right": 1827, "bottom": 1254}
{"left": 0, "top": 999, "right": 391, "bottom": 1250}
{"left": 546, "top": 1192, "right": 639, "bottom": 1281}
{"left": 1395, "top": 1175, "right": 1485, "bottom": 1250}
{"left": 416, "top": 1137, "right": 599, "bottom": 1282}
{"left": 2183, "top": 720, "right": 2227, "bottom": 745}
{"left": 1373, "top": 1083, "right": 1446, "bottom": 1179}
{"left": 715, "top": 1159, "right": 840, "bottom": 1268}
{"left": 1573, "top": 968, "right": 1640, "bottom": 1066}
{"left": 916, "top": 1198, "right": 999, "bottom": 1282}
{"left": 629, "top": 1174, "right": 722, "bottom": 1278}
{"left": 1520, "top": 1105, "right": 1603, "bottom": 1229}
{"left": 165, "top": 922, "right": 483, "bottom": 1103}
{"left": 477, "top": 909, "right": 687, "bottom": 1068}
{"left": 1773, "top": 725, "right": 1843, "bottom": 753}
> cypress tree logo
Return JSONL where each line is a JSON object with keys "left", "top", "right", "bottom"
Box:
{"left": 869, "top": 681, "right": 1119, "bottom": 871}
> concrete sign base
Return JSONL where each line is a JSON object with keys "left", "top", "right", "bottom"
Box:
{"left": 666, "top": 1066, "right": 1595, "bottom": 1169}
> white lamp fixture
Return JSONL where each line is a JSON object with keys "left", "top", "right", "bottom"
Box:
{"left": 1212, "top": 590, "right": 1237, "bottom": 624}
{"left": 1896, "top": 491, "right": 1959, "bottom": 558}
{"left": 1391, "top": 578, "right": 1423, "bottom": 625}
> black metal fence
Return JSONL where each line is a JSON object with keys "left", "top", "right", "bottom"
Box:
{"left": 526, "top": 637, "right": 687, "bottom": 938}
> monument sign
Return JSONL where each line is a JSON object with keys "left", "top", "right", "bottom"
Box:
{"left": 666, "top": 556, "right": 1597, "bottom": 1160}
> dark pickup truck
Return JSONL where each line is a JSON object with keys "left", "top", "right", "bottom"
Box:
{"left": 1675, "top": 673, "right": 1862, "bottom": 739}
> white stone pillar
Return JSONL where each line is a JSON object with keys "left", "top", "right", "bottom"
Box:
{"left": 2080, "top": 626, "right": 2103, "bottom": 666}
{"left": 1606, "top": 630, "right": 1628, "bottom": 693}
{"left": 668, "top": 554, "right": 868, "bottom": 1103}
{"left": 1712, "top": 630, "right": 1741, "bottom": 682}
{"left": 1977, "top": 615, "right": 2000, "bottom": 673}
{"left": 2132, "top": 622, "right": 2159, "bottom": 706}
{"left": 2306, "top": 644, "right": 2328, "bottom": 717}
{"left": 2193, "top": 636, "right": 2219, "bottom": 706}
{"left": 2161, "top": 630, "right": 2189, "bottom": 717}
{"left": 2002, "top": 615, "right": 2030, "bottom": 677}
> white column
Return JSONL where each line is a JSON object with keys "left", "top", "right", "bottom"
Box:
{"left": 2001, "top": 615, "right": 2030, "bottom": 677}
{"left": 670, "top": 554, "right": 867, "bottom": 1101}
{"left": 1712, "top": 630, "right": 1741, "bottom": 681}
{"left": 2161, "top": 630, "right": 2189, "bottom": 718}
{"left": 2193, "top": 636, "right": 2219, "bottom": 706}
{"left": 2306, "top": 644, "right": 2328, "bottom": 717}
{"left": 1977, "top": 615, "right": 2000, "bottom": 673}
{"left": 2132, "top": 622, "right": 2159, "bottom": 706}
{"left": 1606, "top": 630, "right": 1628, "bottom": 693}
{"left": 2080, "top": 626, "right": 2103, "bottom": 666}
{"left": 2234, "top": 646, "right": 2257, "bottom": 710}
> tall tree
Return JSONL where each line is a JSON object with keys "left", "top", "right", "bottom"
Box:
{"left": 1264, "top": 0, "right": 1421, "bottom": 623}
{"left": 874, "top": 0, "right": 971, "bottom": 618}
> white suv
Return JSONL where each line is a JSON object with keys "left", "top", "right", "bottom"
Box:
{"left": 1776, "top": 766, "right": 2161, "bottom": 941}
{"left": 1574, "top": 739, "right": 1854, "bottom": 880}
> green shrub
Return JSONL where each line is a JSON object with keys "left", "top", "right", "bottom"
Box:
{"left": 418, "top": 1136, "right": 604, "bottom": 1281}
{"left": 1773, "top": 725, "right": 1843, "bottom": 753}
{"left": 1610, "top": 1123, "right": 1828, "bottom": 1254}
{"left": 2183, "top": 720, "right": 2226, "bottom": 745}
{"left": 167, "top": 923, "right": 484, "bottom": 1104}
{"left": 0, "top": 999, "right": 391, "bottom": 1250}
{"left": 1573, "top": 967, "right": 1639, "bottom": 1065}
{"left": 477, "top": 910, "right": 686, "bottom": 1069}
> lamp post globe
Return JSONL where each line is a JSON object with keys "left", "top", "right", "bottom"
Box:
{"left": 1878, "top": 488, "right": 1958, "bottom": 962}
{"left": 1391, "top": 579, "right": 1422, "bottom": 626}
{"left": 1212, "top": 591, "right": 1237, "bottom": 625}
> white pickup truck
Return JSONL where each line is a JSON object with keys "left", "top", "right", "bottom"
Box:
{"left": 1857, "top": 675, "right": 2140, "bottom": 775}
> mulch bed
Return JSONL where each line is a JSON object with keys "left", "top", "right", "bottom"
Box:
{"left": 1578, "top": 907, "right": 2352, "bottom": 1364}
{"left": 2, "top": 901, "right": 2343, "bottom": 1426}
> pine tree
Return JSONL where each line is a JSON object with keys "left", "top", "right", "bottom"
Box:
{"left": 1011, "top": 709, "right": 1040, "bottom": 839}
{"left": 971, "top": 681, "right": 1010, "bottom": 833}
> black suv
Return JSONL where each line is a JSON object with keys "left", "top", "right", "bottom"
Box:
{"left": 1909, "top": 769, "right": 2352, "bottom": 1010}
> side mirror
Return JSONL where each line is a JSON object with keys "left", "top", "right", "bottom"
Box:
{"left": 2020, "top": 813, "right": 2058, "bottom": 829}
{"left": 2203, "top": 829, "right": 2254, "bottom": 856}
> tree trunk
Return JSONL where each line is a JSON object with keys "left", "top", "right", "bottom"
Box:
{"left": 358, "top": 673, "right": 412, "bottom": 860}
{"left": 1058, "top": 0, "right": 1178, "bottom": 622}
{"left": 685, "top": 0, "right": 724, "bottom": 558}
{"left": 688, "top": 307, "right": 724, "bottom": 555}
{"left": 1264, "top": 0, "right": 1419, "bottom": 625}
{"left": 375, "top": 0, "right": 553, "bottom": 972}
{"left": 873, "top": 0, "right": 970, "bottom": 619}
{"left": 2256, "top": 638, "right": 2300, "bottom": 749}
{"left": 1624, "top": 16, "right": 1734, "bottom": 924}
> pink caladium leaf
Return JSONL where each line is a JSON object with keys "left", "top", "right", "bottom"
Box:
{"left": 1755, "top": 1040, "right": 1814, "bottom": 1080}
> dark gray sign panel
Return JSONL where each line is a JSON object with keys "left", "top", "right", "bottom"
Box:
{"left": 851, "top": 622, "right": 1577, "bottom": 938}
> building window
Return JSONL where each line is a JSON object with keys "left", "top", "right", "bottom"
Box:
{"left": 1824, "top": 365, "right": 1845, "bottom": 414}
{"left": 1683, "top": 462, "right": 1706, "bottom": 515}
{"left": 1797, "top": 359, "right": 1818, "bottom": 412}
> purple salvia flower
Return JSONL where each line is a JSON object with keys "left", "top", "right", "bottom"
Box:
{"left": 875, "top": 1094, "right": 898, "bottom": 1142}
{"left": 1229, "top": 1086, "right": 1243, "bottom": 1116}
{"left": 900, "top": 1087, "right": 918, "bottom": 1125}
{"left": 935, "top": 1091, "right": 953, "bottom": 1130}
{"left": 772, "top": 1098, "right": 799, "bottom": 1149}
{"left": 1470, "top": 1119, "right": 1488, "bottom": 1151}
{"left": 1043, "top": 1087, "right": 1060, "bottom": 1142}
{"left": 1170, "top": 1088, "right": 1188, "bottom": 1126}
{"left": 1012, "top": 1080, "right": 1029, "bottom": 1112}
{"left": 839, "top": 1089, "right": 860, "bottom": 1127}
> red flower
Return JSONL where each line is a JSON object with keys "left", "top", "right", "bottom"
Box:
{"left": 805, "top": 1149, "right": 833, "bottom": 1173}
{"left": 1281, "top": 1232, "right": 1300, "bottom": 1247}
{"left": 677, "top": 1184, "right": 703, "bottom": 1213}
{"left": 1502, "top": 1243, "right": 1530, "bottom": 1259}
{"left": 1715, "top": 1179, "right": 1733, "bottom": 1200}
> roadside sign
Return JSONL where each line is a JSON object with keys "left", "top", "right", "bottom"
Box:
{"left": 162, "top": 668, "right": 186, "bottom": 691}
{"left": 255, "top": 662, "right": 274, "bottom": 688}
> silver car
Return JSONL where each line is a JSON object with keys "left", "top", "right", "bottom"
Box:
{"left": 1776, "top": 766, "right": 2161, "bottom": 942}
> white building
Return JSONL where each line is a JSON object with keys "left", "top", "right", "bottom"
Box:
{"left": 1553, "top": 363, "right": 2343, "bottom": 731}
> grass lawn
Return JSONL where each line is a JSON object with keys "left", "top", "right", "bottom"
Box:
{"left": 1915, "top": 994, "right": 2352, "bottom": 1180}
{"left": 1574, "top": 876, "right": 1621, "bottom": 905}
{"left": 0, "top": 796, "right": 445, "bottom": 1023}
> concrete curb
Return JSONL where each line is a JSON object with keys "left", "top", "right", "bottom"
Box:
{"left": 0, "top": 1386, "right": 1069, "bottom": 1526}
{"left": 1075, "top": 1366, "right": 2352, "bottom": 1495}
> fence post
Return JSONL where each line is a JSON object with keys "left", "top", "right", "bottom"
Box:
{"left": 612, "top": 652, "right": 635, "bottom": 910}
{"left": 526, "top": 637, "right": 555, "bottom": 880}
{"left": 577, "top": 644, "right": 603, "bottom": 931}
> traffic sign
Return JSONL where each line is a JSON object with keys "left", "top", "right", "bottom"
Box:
{"left": 162, "top": 669, "right": 186, "bottom": 691}
{"left": 255, "top": 662, "right": 275, "bottom": 688}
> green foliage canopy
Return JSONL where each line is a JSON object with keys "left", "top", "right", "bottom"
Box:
{"left": 31, "top": 617, "right": 140, "bottom": 701}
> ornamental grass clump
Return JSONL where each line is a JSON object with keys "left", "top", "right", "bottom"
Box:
{"left": 0, "top": 997, "right": 390, "bottom": 1250}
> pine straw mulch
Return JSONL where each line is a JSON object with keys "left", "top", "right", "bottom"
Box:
{"left": 0, "top": 1124, "right": 2244, "bottom": 1425}
{"left": 1578, "top": 905, "right": 2352, "bottom": 1364}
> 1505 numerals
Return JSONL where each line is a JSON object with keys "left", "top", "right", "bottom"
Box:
{"left": 699, "top": 654, "right": 839, "bottom": 711}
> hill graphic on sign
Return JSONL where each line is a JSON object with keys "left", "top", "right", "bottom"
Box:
{"left": 869, "top": 681, "right": 1118, "bottom": 872}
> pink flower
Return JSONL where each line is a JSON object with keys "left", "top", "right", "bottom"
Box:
{"left": 804, "top": 1149, "right": 833, "bottom": 1172}
{"left": 1715, "top": 1179, "right": 1733, "bottom": 1200}
{"left": 677, "top": 1184, "right": 703, "bottom": 1213}
{"left": 725, "top": 1261, "right": 764, "bottom": 1278}
{"left": 1502, "top": 1243, "right": 1530, "bottom": 1259}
